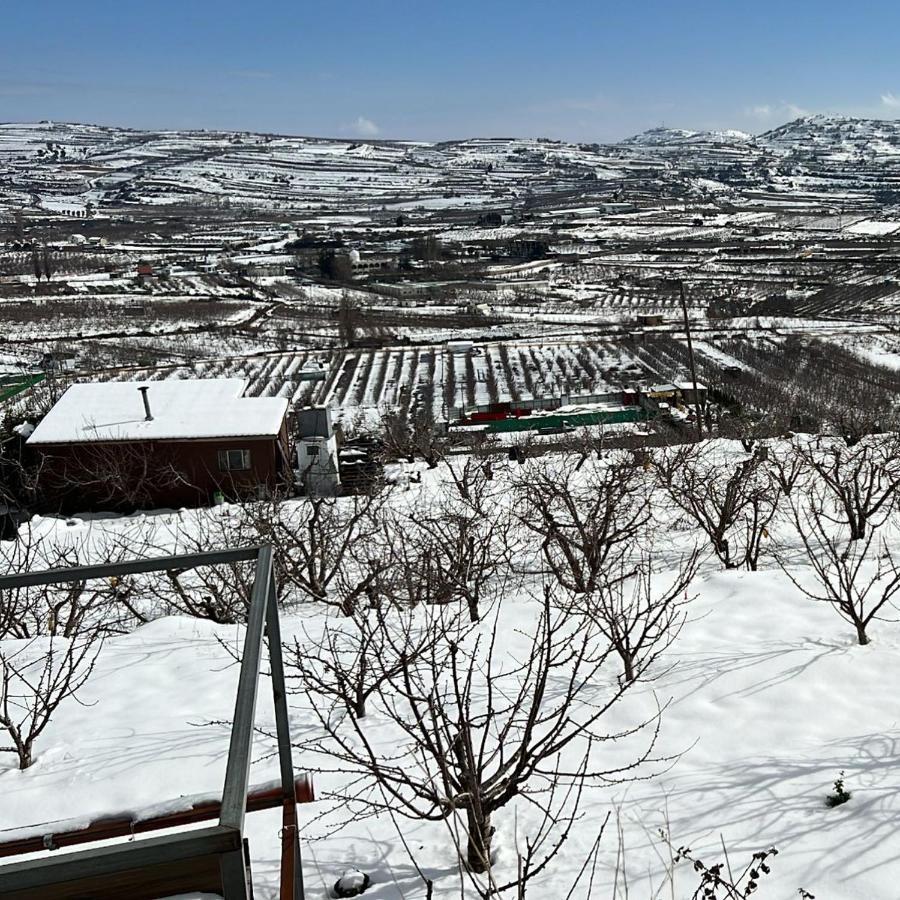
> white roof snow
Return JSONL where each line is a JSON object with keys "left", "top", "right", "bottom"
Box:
{"left": 27, "top": 378, "right": 288, "bottom": 445}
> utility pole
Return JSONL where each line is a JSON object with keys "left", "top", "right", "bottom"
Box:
{"left": 677, "top": 279, "right": 704, "bottom": 441}
{"left": 439, "top": 344, "right": 446, "bottom": 420}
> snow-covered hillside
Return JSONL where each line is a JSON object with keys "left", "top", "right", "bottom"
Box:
{"left": 4, "top": 114, "right": 900, "bottom": 220}
{"left": 3, "top": 437, "right": 900, "bottom": 897}
{"left": 621, "top": 126, "right": 753, "bottom": 146}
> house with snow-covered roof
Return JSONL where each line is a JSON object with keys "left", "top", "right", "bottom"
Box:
{"left": 27, "top": 378, "right": 291, "bottom": 512}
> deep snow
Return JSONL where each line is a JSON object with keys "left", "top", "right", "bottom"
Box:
{"left": 2, "top": 443, "right": 900, "bottom": 898}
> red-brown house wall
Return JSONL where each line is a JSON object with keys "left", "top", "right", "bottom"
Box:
{"left": 31, "top": 429, "right": 290, "bottom": 513}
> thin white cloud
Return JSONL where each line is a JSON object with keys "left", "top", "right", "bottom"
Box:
{"left": 349, "top": 115, "right": 380, "bottom": 137}
{"left": 882, "top": 93, "right": 900, "bottom": 110}
{"left": 783, "top": 103, "right": 809, "bottom": 118}
{"left": 745, "top": 101, "right": 808, "bottom": 120}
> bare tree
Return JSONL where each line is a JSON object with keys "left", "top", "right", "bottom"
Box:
{"left": 655, "top": 444, "right": 779, "bottom": 571}
{"left": 383, "top": 459, "right": 519, "bottom": 622}
{"left": 288, "top": 602, "right": 439, "bottom": 720}
{"left": 717, "top": 409, "right": 779, "bottom": 453}
{"left": 791, "top": 436, "right": 900, "bottom": 540}
{"left": 517, "top": 452, "right": 651, "bottom": 594}
{"left": 833, "top": 406, "right": 892, "bottom": 448}
{"left": 41, "top": 244, "right": 55, "bottom": 282}
{"left": 380, "top": 405, "right": 448, "bottom": 469}
{"left": 573, "top": 552, "right": 699, "bottom": 684}
{"left": 445, "top": 767, "right": 608, "bottom": 898}
{"left": 0, "top": 525, "right": 146, "bottom": 639}
{"left": 142, "top": 493, "right": 389, "bottom": 621}
{"left": 769, "top": 441, "right": 806, "bottom": 498}
{"left": 557, "top": 423, "right": 629, "bottom": 472}
{"left": 337, "top": 291, "right": 359, "bottom": 347}
{"left": 253, "top": 491, "right": 388, "bottom": 615}
{"left": 144, "top": 510, "right": 258, "bottom": 623}
{"left": 779, "top": 482, "right": 900, "bottom": 645}
{"left": 301, "top": 592, "right": 661, "bottom": 881}
{"left": 30, "top": 246, "right": 42, "bottom": 282}
{"left": 0, "top": 629, "right": 102, "bottom": 769}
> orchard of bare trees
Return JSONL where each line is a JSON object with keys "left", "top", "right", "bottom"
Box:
{"left": 5, "top": 430, "right": 900, "bottom": 894}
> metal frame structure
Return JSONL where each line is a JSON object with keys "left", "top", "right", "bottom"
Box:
{"left": 0, "top": 544, "right": 307, "bottom": 900}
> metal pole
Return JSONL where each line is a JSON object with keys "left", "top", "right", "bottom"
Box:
{"left": 439, "top": 344, "right": 446, "bottom": 420}
{"left": 266, "top": 581, "right": 306, "bottom": 900}
{"left": 218, "top": 545, "right": 274, "bottom": 900}
{"left": 219, "top": 545, "right": 272, "bottom": 832}
{"left": 220, "top": 844, "right": 253, "bottom": 900}
{"left": 0, "top": 546, "right": 260, "bottom": 590}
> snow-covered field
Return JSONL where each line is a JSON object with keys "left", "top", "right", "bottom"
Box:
{"left": 8, "top": 110, "right": 900, "bottom": 897}
{"left": 2, "top": 438, "right": 900, "bottom": 898}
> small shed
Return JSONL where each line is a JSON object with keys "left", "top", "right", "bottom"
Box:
{"left": 40, "top": 351, "right": 77, "bottom": 373}
{"left": 675, "top": 381, "right": 708, "bottom": 405}
{"left": 645, "top": 383, "right": 679, "bottom": 400}
{"left": 296, "top": 406, "right": 341, "bottom": 497}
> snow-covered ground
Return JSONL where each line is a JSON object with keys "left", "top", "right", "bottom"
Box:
{"left": 2, "top": 440, "right": 900, "bottom": 897}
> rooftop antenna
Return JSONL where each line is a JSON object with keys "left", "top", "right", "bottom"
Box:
{"left": 138, "top": 385, "right": 153, "bottom": 421}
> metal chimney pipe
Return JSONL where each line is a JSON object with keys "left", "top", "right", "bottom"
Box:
{"left": 138, "top": 386, "right": 153, "bottom": 421}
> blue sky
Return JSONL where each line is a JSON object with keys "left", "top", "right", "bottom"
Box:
{"left": 2, "top": 0, "right": 900, "bottom": 141}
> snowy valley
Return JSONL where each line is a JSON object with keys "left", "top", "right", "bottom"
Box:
{"left": 4, "top": 114, "right": 900, "bottom": 899}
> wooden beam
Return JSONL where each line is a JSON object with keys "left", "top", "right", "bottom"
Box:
{"left": 0, "top": 776, "right": 313, "bottom": 860}
{"left": 0, "top": 826, "right": 239, "bottom": 896}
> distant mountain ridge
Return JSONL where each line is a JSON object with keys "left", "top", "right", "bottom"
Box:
{"left": 623, "top": 114, "right": 900, "bottom": 152}
{"left": 4, "top": 113, "right": 900, "bottom": 151}
{"left": 757, "top": 115, "right": 900, "bottom": 153}
{"left": 4, "top": 113, "right": 900, "bottom": 216}
{"left": 620, "top": 126, "right": 753, "bottom": 146}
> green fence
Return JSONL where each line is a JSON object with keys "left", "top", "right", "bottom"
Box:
{"left": 483, "top": 406, "right": 647, "bottom": 433}
{"left": 0, "top": 373, "right": 45, "bottom": 403}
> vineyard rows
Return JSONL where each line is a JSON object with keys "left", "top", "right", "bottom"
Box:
{"left": 99, "top": 338, "right": 697, "bottom": 426}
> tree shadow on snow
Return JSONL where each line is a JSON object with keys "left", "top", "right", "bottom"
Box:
{"left": 645, "top": 730, "right": 900, "bottom": 886}
{"left": 661, "top": 637, "right": 848, "bottom": 702}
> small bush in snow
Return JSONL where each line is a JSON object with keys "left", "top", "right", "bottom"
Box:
{"left": 668, "top": 838, "right": 779, "bottom": 899}
{"left": 825, "top": 771, "right": 851, "bottom": 808}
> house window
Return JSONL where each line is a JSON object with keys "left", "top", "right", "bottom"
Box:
{"left": 218, "top": 449, "right": 251, "bottom": 471}
{"left": 306, "top": 445, "right": 320, "bottom": 457}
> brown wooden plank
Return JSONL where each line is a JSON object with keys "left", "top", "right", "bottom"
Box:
{"left": 0, "top": 776, "right": 313, "bottom": 860}
{"left": 2, "top": 852, "right": 223, "bottom": 900}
